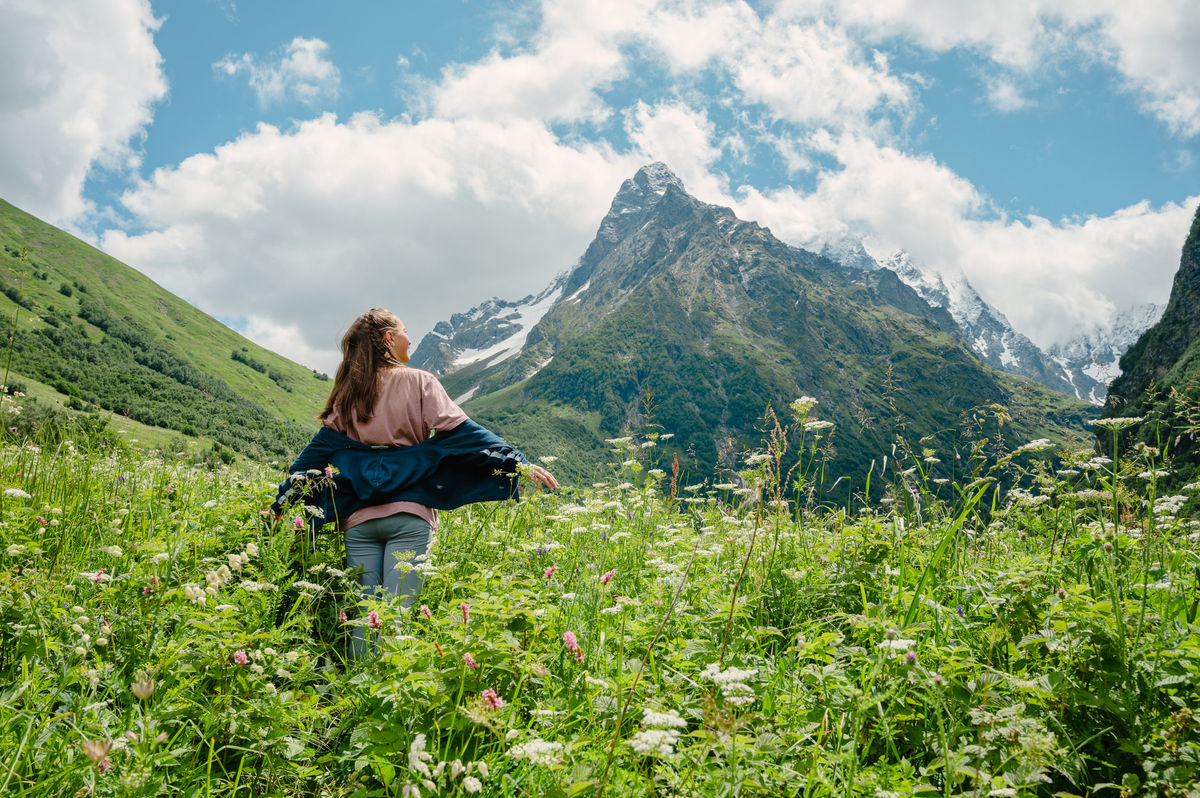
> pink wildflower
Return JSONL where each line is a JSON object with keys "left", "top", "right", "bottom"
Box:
{"left": 463, "top": 652, "right": 477, "bottom": 670}
{"left": 142, "top": 585, "right": 151, "bottom": 595}
{"left": 92, "top": 567, "right": 106, "bottom": 584}
{"left": 293, "top": 515, "right": 305, "bottom": 529}
{"left": 367, "top": 611, "right": 381, "bottom": 630}
{"left": 600, "top": 568, "right": 616, "bottom": 586}
{"left": 339, "top": 609, "right": 348, "bottom": 624}
{"left": 481, "top": 688, "right": 503, "bottom": 710}
{"left": 563, "top": 631, "right": 585, "bottom": 663}
{"left": 460, "top": 602, "right": 470, "bottom": 625}
{"left": 80, "top": 738, "right": 113, "bottom": 763}
{"left": 37, "top": 515, "right": 46, "bottom": 526}
{"left": 233, "top": 650, "right": 249, "bottom": 666}
{"left": 544, "top": 565, "right": 557, "bottom": 579}
{"left": 420, "top": 604, "right": 432, "bottom": 619}
{"left": 324, "top": 465, "right": 334, "bottom": 479}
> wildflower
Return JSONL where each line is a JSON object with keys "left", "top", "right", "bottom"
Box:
{"left": 3, "top": 488, "right": 31, "bottom": 499}
{"left": 462, "top": 775, "right": 483, "bottom": 793}
{"left": 877, "top": 639, "right": 917, "bottom": 651}
{"left": 99, "top": 545, "right": 123, "bottom": 557}
{"left": 544, "top": 565, "right": 557, "bottom": 579}
{"left": 700, "top": 663, "right": 758, "bottom": 706}
{"left": 463, "top": 652, "right": 477, "bottom": 670}
{"left": 250, "top": 663, "right": 264, "bottom": 675}
{"left": 244, "top": 542, "right": 258, "bottom": 558}
{"left": 1091, "top": 416, "right": 1143, "bottom": 431}
{"left": 804, "top": 419, "right": 834, "bottom": 432}
{"left": 91, "top": 568, "right": 108, "bottom": 584}
{"left": 481, "top": 688, "right": 504, "bottom": 710}
{"left": 5, "top": 544, "right": 26, "bottom": 557}
{"left": 408, "top": 733, "right": 434, "bottom": 777}
{"left": 132, "top": 674, "right": 154, "bottom": 699}
{"left": 599, "top": 568, "right": 616, "bottom": 586}
{"left": 508, "top": 738, "right": 563, "bottom": 766}
{"left": 460, "top": 602, "right": 470, "bottom": 624}
{"left": 1103, "top": 541, "right": 1114, "bottom": 551}
{"left": 420, "top": 604, "right": 432, "bottom": 619}
{"left": 80, "top": 738, "right": 113, "bottom": 764}
{"left": 339, "top": 609, "right": 348, "bottom": 624}
{"left": 233, "top": 650, "right": 249, "bottom": 666}
{"left": 642, "top": 708, "right": 687, "bottom": 728}
{"left": 293, "top": 515, "right": 305, "bottom": 529}
{"left": 904, "top": 650, "right": 919, "bottom": 666}
{"left": 790, "top": 396, "right": 818, "bottom": 417}
{"left": 368, "top": 611, "right": 381, "bottom": 629}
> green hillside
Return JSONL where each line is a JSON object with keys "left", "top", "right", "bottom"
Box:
{"left": 0, "top": 199, "right": 327, "bottom": 459}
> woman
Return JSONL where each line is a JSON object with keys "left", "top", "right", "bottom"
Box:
{"left": 274, "top": 308, "right": 556, "bottom": 658}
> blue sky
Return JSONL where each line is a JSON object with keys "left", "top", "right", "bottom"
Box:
{"left": 2, "top": 0, "right": 1198, "bottom": 373}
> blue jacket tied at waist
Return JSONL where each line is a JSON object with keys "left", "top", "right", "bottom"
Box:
{"left": 271, "top": 419, "right": 526, "bottom": 526}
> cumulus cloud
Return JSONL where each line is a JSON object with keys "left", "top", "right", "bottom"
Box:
{"left": 0, "top": 0, "right": 166, "bottom": 223}
{"left": 215, "top": 37, "right": 341, "bottom": 107}
{"left": 102, "top": 113, "right": 642, "bottom": 372}
{"left": 787, "top": 0, "right": 1200, "bottom": 137}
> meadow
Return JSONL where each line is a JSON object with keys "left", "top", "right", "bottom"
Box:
{"left": 1, "top": 398, "right": 1199, "bottom": 797}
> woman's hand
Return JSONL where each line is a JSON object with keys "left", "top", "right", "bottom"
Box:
{"left": 525, "top": 464, "right": 559, "bottom": 492}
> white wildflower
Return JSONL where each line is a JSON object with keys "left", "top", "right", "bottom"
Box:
{"left": 508, "top": 738, "right": 563, "bottom": 766}
{"left": 3, "top": 488, "right": 31, "bottom": 499}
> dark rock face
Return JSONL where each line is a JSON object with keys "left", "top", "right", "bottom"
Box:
{"left": 1107, "top": 205, "right": 1200, "bottom": 409}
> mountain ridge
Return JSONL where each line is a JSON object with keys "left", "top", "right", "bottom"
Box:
{"left": 414, "top": 163, "right": 1094, "bottom": 489}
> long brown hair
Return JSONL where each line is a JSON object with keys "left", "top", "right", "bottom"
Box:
{"left": 319, "top": 308, "right": 404, "bottom": 423}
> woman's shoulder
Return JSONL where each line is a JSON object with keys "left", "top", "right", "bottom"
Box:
{"left": 379, "top": 365, "right": 447, "bottom": 393}
{"left": 382, "top": 365, "right": 440, "bottom": 383}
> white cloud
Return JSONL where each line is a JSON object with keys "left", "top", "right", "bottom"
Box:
{"left": 785, "top": 0, "right": 1200, "bottom": 137}
{"left": 101, "top": 113, "right": 642, "bottom": 373}
{"left": 984, "top": 76, "right": 1033, "bottom": 112}
{"left": 724, "top": 19, "right": 915, "bottom": 131}
{"left": 215, "top": 37, "right": 341, "bottom": 107}
{"left": 0, "top": 0, "right": 166, "bottom": 223}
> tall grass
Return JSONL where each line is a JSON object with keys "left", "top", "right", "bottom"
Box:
{"left": 1, "top": 401, "right": 1199, "bottom": 796}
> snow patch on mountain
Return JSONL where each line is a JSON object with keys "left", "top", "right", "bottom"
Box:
{"left": 450, "top": 283, "right": 563, "bottom": 369}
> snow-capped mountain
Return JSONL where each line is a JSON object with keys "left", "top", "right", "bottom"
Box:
{"left": 808, "top": 234, "right": 1081, "bottom": 398}
{"left": 1046, "top": 303, "right": 1165, "bottom": 405}
{"left": 809, "top": 233, "right": 1160, "bottom": 406}
{"left": 878, "top": 251, "right": 1079, "bottom": 397}
{"left": 408, "top": 275, "right": 566, "bottom": 401}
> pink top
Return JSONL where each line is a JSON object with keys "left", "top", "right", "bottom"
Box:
{"left": 323, "top": 366, "right": 469, "bottom": 530}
